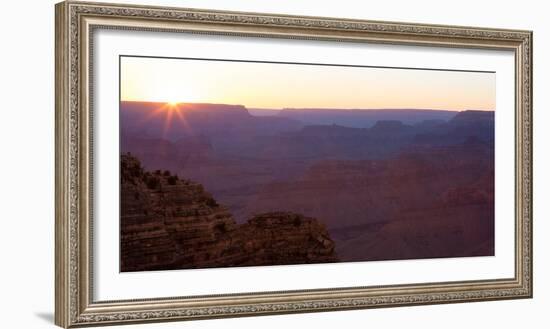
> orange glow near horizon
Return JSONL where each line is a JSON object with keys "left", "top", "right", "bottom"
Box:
{"left": 121, "top": 57, "right": 495, "bottom": 111}
{"left": 129, "top": 102, "right": 193, "bottom": 138}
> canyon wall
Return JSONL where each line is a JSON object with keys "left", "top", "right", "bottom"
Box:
{"left": 120, "top": 154, "right": 337, "bottom": 272}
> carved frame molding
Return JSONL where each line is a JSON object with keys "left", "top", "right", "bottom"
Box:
{"left": 55, "top": 1, "right": 532, "bottom": 327}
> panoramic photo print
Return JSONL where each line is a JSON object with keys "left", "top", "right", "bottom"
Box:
{"left": 119, "top": 56, "right": 495, "bottom": 272}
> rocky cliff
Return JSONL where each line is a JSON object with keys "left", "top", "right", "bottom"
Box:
{"left": 120, "top": 154, "right": 337, "bottom": 272}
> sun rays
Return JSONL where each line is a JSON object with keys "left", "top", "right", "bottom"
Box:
{"left": 130, "top": 102, "right": 194, "bottom": 138}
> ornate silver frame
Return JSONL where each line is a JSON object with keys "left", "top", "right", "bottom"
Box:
{"left": 55, "top": 1, "right": 533, "bottom": 327}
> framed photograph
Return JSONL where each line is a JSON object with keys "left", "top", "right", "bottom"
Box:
{"left": 55, "top": 1, "right": 532, "bottom": 327}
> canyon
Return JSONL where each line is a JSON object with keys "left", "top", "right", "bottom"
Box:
{"left": 120, "top": 101, "right": 495, "bottom": 268}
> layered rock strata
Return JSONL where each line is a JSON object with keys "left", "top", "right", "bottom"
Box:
{"left": 120, "top": 154, "right": 337, "bottom": 272}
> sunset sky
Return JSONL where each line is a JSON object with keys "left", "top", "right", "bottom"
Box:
{"left": 120, "top": 56, "right": 495, "bottom": 111}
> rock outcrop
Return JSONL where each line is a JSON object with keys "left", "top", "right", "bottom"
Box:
{"left": 233, "top": 212, "right": 337, "bottom": 267}
{"left": 120, "top": 154, "right": 337, "bottom": 272}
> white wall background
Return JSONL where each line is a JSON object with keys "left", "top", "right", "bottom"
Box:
{"left": 0, "top": 0, "right": 546, "bottom": 328}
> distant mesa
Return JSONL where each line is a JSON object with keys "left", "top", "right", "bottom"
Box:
{"left": 120, "top": 101, "right": 489, "bottom": 136}
{"left": 277, "top": 107, "right": 460, "bottom": 128}
{"left": 120, "top": 101, "right": 302, "bottom": 141}
{"left": 450, "top": 110, "right": 495, "bottom": 124}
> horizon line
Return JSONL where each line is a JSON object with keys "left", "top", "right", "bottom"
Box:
{"left": 119, "top": 99, "right": 494, "bottom": 112}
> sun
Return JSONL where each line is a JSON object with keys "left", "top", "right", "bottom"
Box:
{"left": 158, "top": 87, "right": 197, "bottom": 106}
